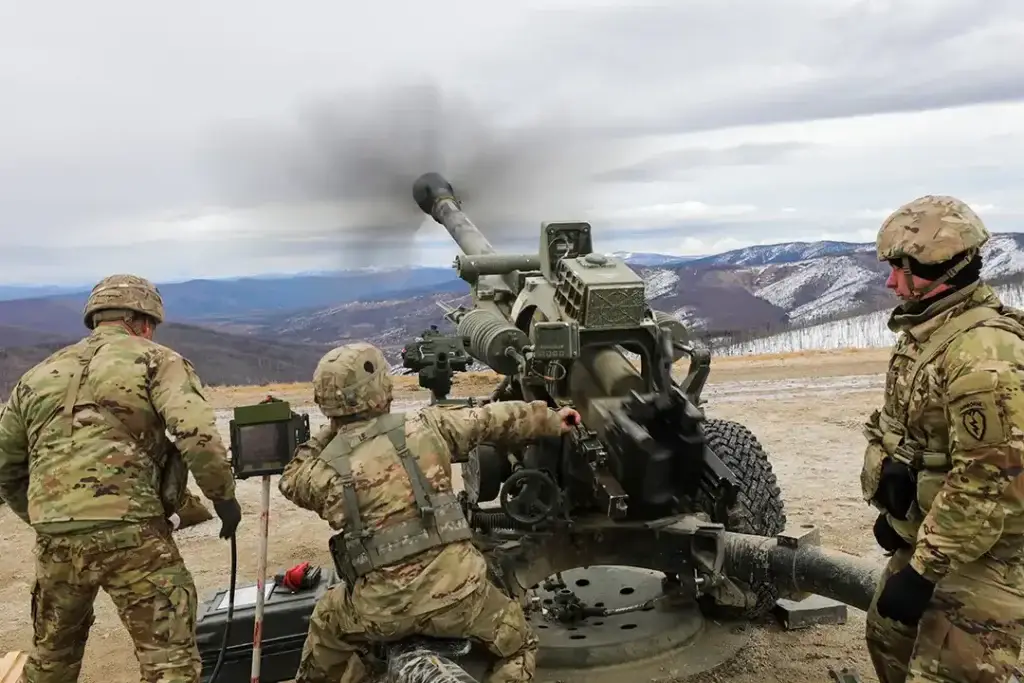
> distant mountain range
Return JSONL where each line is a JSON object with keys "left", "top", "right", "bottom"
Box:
{"left": 2, "top": 233, "right": 1023, "bottom": 397}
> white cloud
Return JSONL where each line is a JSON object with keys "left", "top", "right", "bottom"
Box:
{"left": 1, "top": 0, "right": 1023, "bottom": 284}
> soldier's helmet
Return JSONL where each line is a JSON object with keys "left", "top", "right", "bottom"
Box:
{"left": 83, "top": 274, "right": 166, "bottom": 329}
{"left": 313, "top": 342, "right": 394, "bottom": 417}
{"left": 876, "top": 194, "right": 989, "bottom": 265}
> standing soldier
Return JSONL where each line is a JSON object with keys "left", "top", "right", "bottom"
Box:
{"left": 860, "top": 196, "right": 1024, "bottom": 682}
{"left": 278, "top": 342, "right": 581, "bottom": 683}
{"left": 0, "top": 273, "right": 242, "bottom": 683}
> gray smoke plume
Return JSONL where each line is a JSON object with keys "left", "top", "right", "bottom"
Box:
{"left": 202, "top": 79, "right": 629, "bottom": 267}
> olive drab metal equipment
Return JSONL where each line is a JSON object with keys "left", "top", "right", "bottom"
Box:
{"left": 323, "top": 412, "right": 473, "bottom": 583}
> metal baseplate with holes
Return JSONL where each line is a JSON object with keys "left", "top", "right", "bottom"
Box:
{"left": 827, "top": 665, "right": 863, "bottom": 682}
{"left": 0, "top": 651, "right": 27, "bottom": 683}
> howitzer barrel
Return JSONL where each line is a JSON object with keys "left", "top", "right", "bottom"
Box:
{"left": 722, "top": 531, "right": 883, "bottom": 612}
{"left": 413, "top": 172, "right": 495, "bottom": 257}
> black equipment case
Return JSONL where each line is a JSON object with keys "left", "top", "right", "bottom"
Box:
{"left": 196, "top": 567, "right": 339, "bottom": 683}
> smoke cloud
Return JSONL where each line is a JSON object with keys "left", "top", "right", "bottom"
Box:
{"left": 203, "top": 79, "right": 629, "bottom": 266}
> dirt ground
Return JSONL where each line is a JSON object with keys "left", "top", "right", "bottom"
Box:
{"left": 0, "top": 348, "right": 892, "bottom": 682}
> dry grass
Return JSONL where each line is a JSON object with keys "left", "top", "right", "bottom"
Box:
{"left": 206, "top": 347, "right": 892, "bottom": 409}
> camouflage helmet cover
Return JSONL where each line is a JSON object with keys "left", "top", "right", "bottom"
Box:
{"left": 83, "top": 273, "right": 165, "bottom": 329}
{"left": 875, "top": 194, "right": 989, "bottom": 265}
{"left": 313, "top": 342, "right": 394, "bottom": 417}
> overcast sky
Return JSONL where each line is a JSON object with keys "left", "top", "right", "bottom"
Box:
{"left": 3, "top": 0, "right": 1023, "bottom": 285}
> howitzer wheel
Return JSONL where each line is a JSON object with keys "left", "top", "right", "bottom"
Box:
{"left": 697, "top": 418, "right": 786, "bottom": 619}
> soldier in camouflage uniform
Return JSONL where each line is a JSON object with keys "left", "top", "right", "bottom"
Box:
{"left": 278, "top": 342, "right": 581, "bottom": 683}
{"left": 0, "top": 274, "right": 242, "bottom": 683}
{"left": 860, "top": 196, "right": 1024, "bottom": 682}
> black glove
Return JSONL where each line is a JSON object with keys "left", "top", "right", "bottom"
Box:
{"left": 213, "top": 498, "right": 242, "bottom": 539}
{"left": 876, "top": 565, "right": 935, "bottom": 626}
{"left": 876, "top": 458, "right": 917, "bottom": 520}
{"left": 872, "top": 513, "right": 910, "bottom": 554}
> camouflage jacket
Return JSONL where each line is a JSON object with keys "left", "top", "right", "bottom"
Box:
{"left": 862, "top": 281, "right": 1024, "bottom": 582}
{"left": 0, "top": 325, "right": 235, "bottom": 533}
{"left": 279, "top": 399, "right": 564, "bottom": 617}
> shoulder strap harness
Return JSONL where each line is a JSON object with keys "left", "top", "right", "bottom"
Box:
{"left": 879, "top": 306, "right": 1018, "bottom": 470}
{"left": 59, "top": 335, "right": 186, "bottom": 515}
{"left": 321, "top": 412, "right": 472, "bottom": 582}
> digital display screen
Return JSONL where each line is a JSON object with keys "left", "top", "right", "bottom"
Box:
{"left": 235, "top": 422, "right": 288, "bottom": 475}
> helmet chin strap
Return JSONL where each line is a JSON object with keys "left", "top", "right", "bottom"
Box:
{"left": 901, "top": 249, "right": 976, "bottom": 301}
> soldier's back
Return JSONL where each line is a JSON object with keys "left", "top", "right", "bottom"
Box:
{"left": 344, "top": 411, "right": 488, "bottom": 618}
{"left": 14, "top": 327, "right": 177, "bottom": 531}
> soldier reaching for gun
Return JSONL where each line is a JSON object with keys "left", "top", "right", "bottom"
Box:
{"left": 0, "top": 274, "right": 241, "bottom": 683}
{"left": 861, "top": 196, "right": 1024, "bottom": 682}
{"left": 278, "top": 341, "right": 581, "bottom": 683}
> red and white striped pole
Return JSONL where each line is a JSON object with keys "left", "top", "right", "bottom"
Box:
{"left": 250, "top": 475, "right": 271, "bottom": 682}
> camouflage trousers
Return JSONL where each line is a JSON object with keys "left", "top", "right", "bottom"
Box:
{"left": 295, "top": 578, "right": 538, "bottom": 683}
{"left": 24, "top": 518, "right": 202, "bottom": 683}
{"left": 866, "top": 547, "right": 1024, "bottom": 683}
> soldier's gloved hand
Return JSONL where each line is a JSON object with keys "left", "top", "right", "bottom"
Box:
{"left": 213, "top": 498, "right": 242, "bottom": 539}
{"left": 556, "top": 407, "right": 581, "bottom": 434}
{"left": 876, "top": 565, "right": 935, "bottom": 626}
{"left": 877, "top": 458, "right": 917, "bottom": 520}
{"left": 872, "top": 513, "right": 910, "bottom": 554}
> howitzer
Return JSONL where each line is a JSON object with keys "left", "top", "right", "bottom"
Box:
{"left": 193, "top": 172, "right": 887, "bottom": 683}
{"left": 409, "top": 173, "right": 884, "bottom": 634}
{"left": 412, "top": 172, "right": 722, "bottom": 526}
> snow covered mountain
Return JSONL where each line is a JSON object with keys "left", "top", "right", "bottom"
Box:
{"left": 5, "top": 233, "right": 1024, "bottom": 366}
{"left": 197, "top": 232, "right": 1024, "bottom": 362}
{"left": 687, "top": 240, "right": 871, "bottom": 267}
{"left": 721, "top": 280, "right": 1024, "bottom": 357}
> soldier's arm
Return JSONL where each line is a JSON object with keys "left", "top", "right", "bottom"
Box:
{"left": 911, "top": 331, "right": 1024, "bottom": 582}
{"left": 421, "top": 400, "right": 563, "bottom": 462}
{"left": 278, "top": 422, "right": 337, "bottom": 507}
{"left": 148, "top": 350, "right": 236, "bottom": 503}
{"left": 0, "top": 391, "right": 30, "bottom": 524}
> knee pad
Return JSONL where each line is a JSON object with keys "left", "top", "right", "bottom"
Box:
{"left": 492, "top": 603, "right": 536, "bottom": 660}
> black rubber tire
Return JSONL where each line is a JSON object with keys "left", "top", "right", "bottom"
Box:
{"left": 698, "top": 418, "right": 787, "bottom": 619}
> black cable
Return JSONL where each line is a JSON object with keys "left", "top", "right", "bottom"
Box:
{"left": 207, "top": 534, "right": 237, "bottom": 683}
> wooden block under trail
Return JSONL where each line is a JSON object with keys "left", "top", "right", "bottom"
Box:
{"left": 0, "top": 651, "right": 27, "bottom": 683}
{"left": 773, "top": 594, "right": 848, "bottom": 630}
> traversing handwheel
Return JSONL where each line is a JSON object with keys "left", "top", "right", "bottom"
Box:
{"left": 499, "top": 468, "right": 560, "bottom": 525}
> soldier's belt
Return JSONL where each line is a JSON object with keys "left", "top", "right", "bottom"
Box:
{"left": 330, "top": 495, "right": 473, "bottom": 582}
{"left": 878, "top": 411, "right": 950, "bottom": 470}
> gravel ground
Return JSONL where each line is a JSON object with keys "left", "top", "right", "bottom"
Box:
{"left": 0, "top": 351, "right": 891, "bottom": 682}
